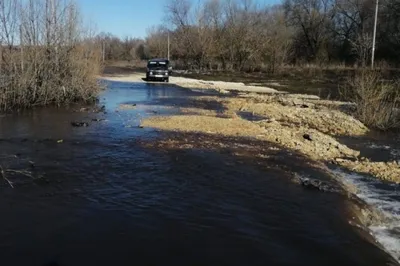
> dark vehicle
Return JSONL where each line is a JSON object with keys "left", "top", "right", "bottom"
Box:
{"left": 146, "top": 58, "right": 170, "bottom": 82}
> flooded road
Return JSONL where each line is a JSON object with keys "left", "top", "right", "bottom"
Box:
{"left": 0, "top": 81, "right": 398, "bottom": 266}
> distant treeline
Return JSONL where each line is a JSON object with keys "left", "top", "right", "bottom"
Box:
{"left": 98, "top": 0, "right": 400, "bottom": 72}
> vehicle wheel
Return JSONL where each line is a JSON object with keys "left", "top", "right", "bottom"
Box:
{"left": 165, "top": 78, "right": 169, "bottom": 83}
{"left": 146, "top": 74, "right": 149, "bottom": 81}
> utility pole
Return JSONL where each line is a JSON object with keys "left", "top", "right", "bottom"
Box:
{"left": 20, "top": 24, "right": 24, "bottom": 71}
{"left": 102, "top": 41, "right": 105, "bottom": 62}
{"left": 371, "top": 0, "right": 379, "bottom": 69}
{"left": 167, "top": 31, "right": 170, "bottom": 60}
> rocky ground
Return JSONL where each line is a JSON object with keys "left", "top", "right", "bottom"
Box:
{"left": 104, "top": 72, "right": 400, "bottom": 183}
{"left": 141, "top": 94, "right": 400, "bottom": 183}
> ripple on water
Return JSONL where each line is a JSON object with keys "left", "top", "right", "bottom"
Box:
{"left": 0, "top": 81, "right": 398, "bottom": 265}
{"left": 334, "top": 169, "right": 400, "bottom": 262}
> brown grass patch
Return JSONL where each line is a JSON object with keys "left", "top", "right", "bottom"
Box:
{"left": 343, "top": 70, "right": 400, "bottom": 130}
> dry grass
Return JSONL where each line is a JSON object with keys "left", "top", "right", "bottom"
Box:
{"left": 0, "top": 46, "right": 102, "bottom": 112}
{"left": 0, "top": 0, "right": 101, "bottom": 111}
{"left": 343, "top": 70, "right": 400, "bottom": 130}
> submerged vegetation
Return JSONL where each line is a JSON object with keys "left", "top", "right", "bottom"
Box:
{"left": 0, "top": 0, "right": 102, "bottom": 111}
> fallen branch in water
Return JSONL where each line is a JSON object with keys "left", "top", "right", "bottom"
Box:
{"left": 0, "top": 155, "right": 18, "bottom": 159}
{"left": 0, "top": 164, "right": 14, "bottom": 188}
{"left": 5, "top": 169, "right": 35, "bottom": 179}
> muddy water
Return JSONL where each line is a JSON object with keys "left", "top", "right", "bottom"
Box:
{"left": 0, "top": 81, "right": 397, "bottom": 266}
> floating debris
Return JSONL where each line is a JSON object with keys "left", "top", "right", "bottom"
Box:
{"left": 119, "top": 103, "right": 137, "bottom": 110}
{"left": 295, "top": 175, "right": 340, "bottom": 193}
{"left": 71, "top": 122, "right": 89, "bottom": 127}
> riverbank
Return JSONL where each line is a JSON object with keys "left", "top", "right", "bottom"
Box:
{"left": 102, "top": 72, "right": 400, "bottom": 262}
{"left": 1, "top": 79, "right": 398, "bottom": 265}
{"left": 142, "top": 94, "right": 400, "bottom": 262}
{"left": 144, "top": 94, "right": 400, "bottom": 182}
{"left": 103, "top": 71, "right": 400, "bottom": 184}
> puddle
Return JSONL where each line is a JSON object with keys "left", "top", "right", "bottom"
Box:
{"left": 236, "top": 111, "right": 267, "bottom": 121}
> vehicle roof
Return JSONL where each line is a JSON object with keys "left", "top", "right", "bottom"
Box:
{"left": 148, "top": 58, "right": 169, "bottom": 62}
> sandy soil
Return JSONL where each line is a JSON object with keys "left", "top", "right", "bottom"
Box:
{"left": 101, "top": 72, "right": 281, "bottom": 94}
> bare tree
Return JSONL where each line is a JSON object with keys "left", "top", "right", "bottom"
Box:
{"left": 284, "top": 0, "right": 336, "bottom": 63}
{"left": 332, "top": 0, "right": 375, "bottom": 66}
{"left": 144, "top": 0, "right": 400, "bottom": 70}
{"left": 0, "top": 0, "right": 102, "bottom": 111}
{"left": 377, "top": 0, "right": 400, "bottom": 63}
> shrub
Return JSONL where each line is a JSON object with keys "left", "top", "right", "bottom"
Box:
{"left": 343, "top": 70, "right": 400, "bottom": 130}
{"left": 0, "top": 0, "right": 102, "bottom": 112}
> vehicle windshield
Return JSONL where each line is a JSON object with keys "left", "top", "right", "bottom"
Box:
{"left": 147, "top": 61, "right": 169, "bottom": 69}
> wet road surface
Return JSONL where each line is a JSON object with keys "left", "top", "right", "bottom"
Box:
{"left": 0, "top": 81, "right": 397, "bottom": 266}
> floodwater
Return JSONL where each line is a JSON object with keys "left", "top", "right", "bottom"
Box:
{"left": 178, "top": 71, "right": 341, "bottom": 100}
{"left": 337, "top": 134, "right": 400, "bottom": 262}
{"left": 0, "top": 80, "right": 398, "bottom": 266}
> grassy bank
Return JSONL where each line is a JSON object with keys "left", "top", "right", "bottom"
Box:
{"left": 0, "top": 0, "right": 102, "bottom": 112}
